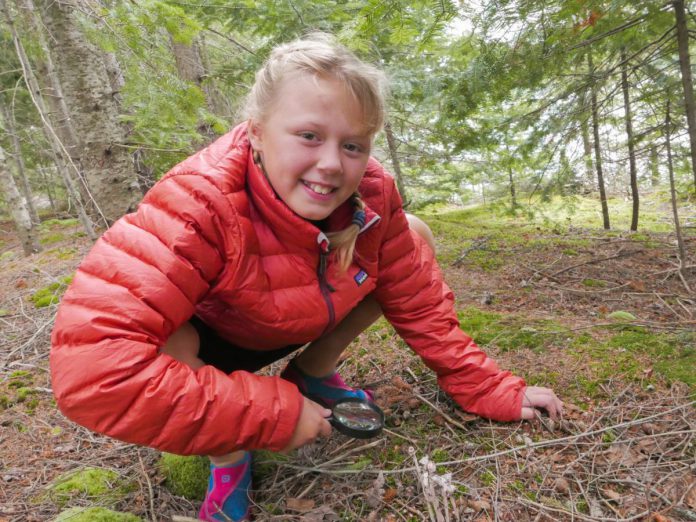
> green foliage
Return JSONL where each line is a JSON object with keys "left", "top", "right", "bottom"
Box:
{"left": 48, "top": 468, "right": 135, "bottom": 507}
{"left": 30, "top": 275, "right": 74, "bottom": 308}
{"left": 53, "top": 507, "right": 142, "bottom": 522}
{"left": 159, "top": 453, "right": 209, "bottom": 500}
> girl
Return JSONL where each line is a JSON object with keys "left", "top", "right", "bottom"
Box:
{"left": 50, "top": 34, "right": 562, "bottom": 521}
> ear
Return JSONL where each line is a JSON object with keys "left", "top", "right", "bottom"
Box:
{"left": 247, "top": 119, "right": 264, "bottom": 152}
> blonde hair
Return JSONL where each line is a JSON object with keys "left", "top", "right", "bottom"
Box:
{"left": 246, "top": 33, "right": 388, "bottom": 272}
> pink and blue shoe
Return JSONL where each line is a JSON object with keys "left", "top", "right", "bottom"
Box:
{"left": 199, "top": 452, "right": 252, "bottom": 521}
{"left": 280, "top": 358, "right": 374, "bottom": 408}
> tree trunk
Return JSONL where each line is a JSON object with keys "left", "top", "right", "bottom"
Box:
{"left": 37, "top": 0, "right": 142, "bottom": 223}
{"left": 620, "top": 48, "right": 639, "bottom": 231}
{"left": 580, "top": 93, "right": 595, "bottom": 192}
{"left": 673, "top": 0, "right": 696, "bottom": 190}
{"left": 171, "top": 34, "right": 228, "bottom": 121}
{"left": 649, "top": 145, "right": 660, "bottom": 187}
{"left": 383, "top": 120, "right": 408, "bottom": 201}
{"left": 664, "top": 100, "right": 690, "bottom": 291}
{"left": 0, "top": 145, "right": 40, "bottom": 255}
{"left": 588, "top": 51, "right": 610, "bottom": 230}
{"left": 0, "top": 101, "right": 40, "bottom": 224}
{"left": 38, "top": 166, "right": 57, "bottom": 214}
{"left": 3, "top": 0, "right": 97, "bottom": 239}
{"left": 507, "top": 166, "right": 517, "bottom": 208}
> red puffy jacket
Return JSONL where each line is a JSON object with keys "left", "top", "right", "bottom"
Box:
{"left": 50, "top": 124, "right": 525, "bottom": 456}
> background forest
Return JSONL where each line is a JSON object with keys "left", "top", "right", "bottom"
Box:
{"left": 1, "top": 1, "right": 695, "bottom": 522}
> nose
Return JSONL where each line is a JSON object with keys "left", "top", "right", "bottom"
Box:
{"left": 316, "top": 143, "right": 342, "bottom": 175}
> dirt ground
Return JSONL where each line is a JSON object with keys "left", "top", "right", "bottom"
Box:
{"left": 0, "top": 213, "right": 694, "bottom": 522}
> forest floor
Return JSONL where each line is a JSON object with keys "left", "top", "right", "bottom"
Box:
{"left": 0, "top": 193, "right": 694, "bottom": 522}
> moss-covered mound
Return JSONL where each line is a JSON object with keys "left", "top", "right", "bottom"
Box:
{"left": 159, "top": 453, "right": 210, "bottom": 500}
{"left": 47, "top": 467, "right": 135, "bottom": 507}
{"left": 53, "top": 507, "right": 142, "bottom": 522}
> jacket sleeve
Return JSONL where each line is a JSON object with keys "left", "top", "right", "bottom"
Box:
{"left": 50, "top": 173, "right": 303, "bottom": 455}
{"left": 373, "top": 179, "right": 525, "bottom": 421}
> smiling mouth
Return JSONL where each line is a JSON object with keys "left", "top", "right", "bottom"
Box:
{"left": 302, "top": 181, "right": 336, "bottom": 195}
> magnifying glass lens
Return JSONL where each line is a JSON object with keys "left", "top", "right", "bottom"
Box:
{"left": 333, "top": 401, "right": 382, "bottom": 430}
{"left": 330, "top": 398, "right": 384, "bottom": 438}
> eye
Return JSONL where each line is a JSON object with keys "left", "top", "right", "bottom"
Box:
{"left": 299, "top": 132, "right": 318, "bottom": 141}
{"left": 344, "top": 142, "right": 364, "bottom": 153}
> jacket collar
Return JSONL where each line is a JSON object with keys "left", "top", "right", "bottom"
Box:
{"left": 240, "top": 129, "right": 380, "bottom": 252}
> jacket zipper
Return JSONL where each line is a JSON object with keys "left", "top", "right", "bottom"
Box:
{"left": 317, "top": 233, "right": 336, "bottom": 334}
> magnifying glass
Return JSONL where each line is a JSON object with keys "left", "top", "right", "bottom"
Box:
{"left": 328, "top": 397, "right": 384, "bottom": 439}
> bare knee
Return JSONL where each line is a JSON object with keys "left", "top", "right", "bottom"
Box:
{"left": 405, "top": 213, "right": 436, "bottom": 253}
{"left": 160, "top": 322, "right": 204, "bottom": 369}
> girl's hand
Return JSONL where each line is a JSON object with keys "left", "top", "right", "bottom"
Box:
{"left": 282, "top": 397, "right": 332, "bottom": 452}
{"left": 521, "top": 386, "right": 563, "bottom": 420}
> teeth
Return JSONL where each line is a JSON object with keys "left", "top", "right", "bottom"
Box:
{"left": 305, "top": 182, "right": 333, "bottom": 195}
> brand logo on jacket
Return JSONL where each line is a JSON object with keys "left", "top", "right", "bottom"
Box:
{"left": 354, "top": 269, "right": 368, "bottom": 286}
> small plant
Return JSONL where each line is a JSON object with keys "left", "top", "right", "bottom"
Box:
{"left": 30, "top": 275, "right": 73, "bottom": 308}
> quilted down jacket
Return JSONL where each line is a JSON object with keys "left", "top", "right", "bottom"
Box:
{"left": 50, "top": 123, "right": 525, "bottom": 456}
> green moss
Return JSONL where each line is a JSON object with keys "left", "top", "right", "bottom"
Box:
{"left": 40, "top": 218, "right": 79, "bottom": 229}
{"left": 0, "top": 250, "right": 16, "bottom": 261}
{"left": 159, "top": 453, "right": 209, "bottom": 500}
{"left": 15, "top": 387, "right": 35, "bottom": 402}
{"left": 45, "top": 247, "right": 79, "bottom": 260}
{"left": 48, "top": 467, "right": 135, "bottom": 507}
{"left": 30, "top": 275, "right": 73, "bottom": 308}
{"left": 457, "top": 307, "right": 568, "bottom": 352}
{"left": 0, "top": 395, "right": 9, "bottom": 409}
{"left": 9, "top": 370, "right": 31, "bottom": 379}
{"left": 53, "top": 507, "right": 142, "bottom": 522}
{"left": 40, "top": 232, "right": 67, "bottom": 245}
{"left": 480, "top": 469, "right": 497, "bottom": 486}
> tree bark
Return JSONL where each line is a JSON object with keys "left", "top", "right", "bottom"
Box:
{"left": 3, "top": 0, "right": 96, "bottom": 239}
{"left": 588, "top": 51, "right": 610, "bottom": 230}
{"left": 620, "top": 48, "right": 639, "bottom": 231}
{"left": 507, "top": 166, "right": 517, "bottom": 208}
{"left": 664, "top": 100, "right": 690, "bottom": 291}
{"left": 673, "top": 0, "right": 696, "bottom": 190}
{"left": 649, "top": 145, "right": 660, "bottom": 187}
{"left": 0, "top": 101, "right": 40, "bottom": 223}
{"left": 171, "top": 34, "right": 229, "bottom": 120}
{"left": 37, "top": 0, "right": 142, "bottom": 223}
{"left": 383, "top": 120, "right": 408, "bottom": 201}
{"left": 0, "top": 145, "right": 40, "bottom": 255}
{"left": 580, "top": 93, "right": 595, "bottom": 192}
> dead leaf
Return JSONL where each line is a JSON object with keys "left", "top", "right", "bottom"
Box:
{"left": 14, "top": 279, "right": 26, "bottom": 289}
{"left": 468, "top": 499, "right": 491, "bottom": 512}
{"left": 651, "top": 514, "right": 671, "bottom": 522}
{"left": 287, "top": 498, "right": 315, "bottom": 512}
{"left": 629, "top": 280, "right": 646, "bottom": 292}
{"left": 554, "top": 477, "right": 570, "bottom": 495}
{"left": 432, "top": 414, "right": 445, "bottom": 426}
{"left": 383, "top": 488, "right": 397, "bottom": 502}
{"left": 602, "top": 488, "right": 621, "bottom": 501}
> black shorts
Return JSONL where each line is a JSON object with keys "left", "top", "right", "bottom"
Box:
{"left": 191, "top": 316, "right": 303, "bottom": 374}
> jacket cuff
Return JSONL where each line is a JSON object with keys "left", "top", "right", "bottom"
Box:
{"left": 261, "top": 377, "right": 304, "bottom": 451}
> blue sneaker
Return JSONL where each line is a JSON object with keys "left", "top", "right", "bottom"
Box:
{"left": 198, "top": 452, "right": 252, "bottom": 521}
{"left": 280, "top": 358, "right": 374, "bottom": 408}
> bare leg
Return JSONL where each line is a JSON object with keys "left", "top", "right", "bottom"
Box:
{"left": 160, "top": 323, "right": 246, "bottom": 466}
{"left": 293, "top": 213, "right": 436, "bottom": 377}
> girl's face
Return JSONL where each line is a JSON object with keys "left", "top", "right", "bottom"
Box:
{"left": 248, "top": 74, "right": 373, "bottom": 222}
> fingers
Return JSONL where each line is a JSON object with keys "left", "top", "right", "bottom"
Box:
{"left": 521, "top": 386, "right": 564, "bottom": 421}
